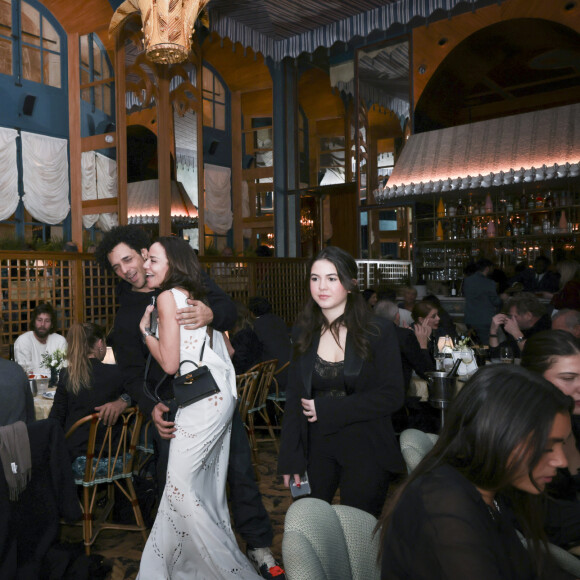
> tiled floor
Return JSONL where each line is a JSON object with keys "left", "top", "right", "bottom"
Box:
{"left": 61, "top": 437, "right": 290, "bottom": 580}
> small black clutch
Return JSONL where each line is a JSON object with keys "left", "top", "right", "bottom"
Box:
{"left": 173, "top": 360, "right": 220, "bottom": 408}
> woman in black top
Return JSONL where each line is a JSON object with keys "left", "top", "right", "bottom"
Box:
{"left": 522, "top": 330, "right": 580, "bottom": 548}
{"left": 278, "top": 246, "right": 404, "bottom": 517}
{"left": 49, "top": 323, "right": 126, "bottom": 457}
{"left": 379, "top": 365, "right": 575, "bottom": 580}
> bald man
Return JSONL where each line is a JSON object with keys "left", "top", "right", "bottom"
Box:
{"left": 552, "top": 309, "right": 580, "bottom": 339}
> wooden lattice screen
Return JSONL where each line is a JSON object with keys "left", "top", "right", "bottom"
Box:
{"left": 1, "top": 252, "right": 411, "bottom": 358}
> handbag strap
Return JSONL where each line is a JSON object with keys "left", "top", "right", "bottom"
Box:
{"left": 143, "top": 353, "right": 168, "bottom": 403}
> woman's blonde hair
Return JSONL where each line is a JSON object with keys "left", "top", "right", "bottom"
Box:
{"left": 65, "top": 323, "right": 106, "bottom": 395}
{"left": 557, "top": 260, "right": 580, "bottom": 288}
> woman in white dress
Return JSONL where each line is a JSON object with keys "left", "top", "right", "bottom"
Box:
{"left": 137, "top": 236, "right": 260, "bottom": 579}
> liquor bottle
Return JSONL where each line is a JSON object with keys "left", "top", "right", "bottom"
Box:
{"left": 514, "top": 196, "right": 520, "bottom": 210}
{"left": 528, "top": 191, "right": 535, "bottom": 210}
{"left": 535, "top": 191, "right": 544, "bottom": 208}
{"left": 457, "top": 198, "right": 466, "bottom": 216}
{"left": 485, "top": 194, "right": 493, "bottom": 214}
{"left": 467, "top": 194, "right": 474, "bottom": 215}
{"left": 448, "top": 201, "right": 456, "bottom": 217}
{"left": 544, "top": 191, "right": 553, "bottom": 208}
{"left": 487, "top": 219, "right": 496, "bottom": 238}
{"left": 542, "top": 215, "right": 551, "bottom": 234}
{"left": 505, "top": 195, "right": 513, "bottom": 213}
{"left": 437, "top": 198, "right": 445, "bottom": 217}
{"left": 436, "top": 221, "right": 444, "bottom": 241}
{"left": 559, "top": 211, "right": 569, "bottom": 233}
{"left": 520, "top": 190, "right": 528, "bottom": 210}
{"left": 505, "top": 218, "right": 513, "bottom": 237}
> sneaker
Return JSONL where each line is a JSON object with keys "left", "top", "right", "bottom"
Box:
{"left": 246, "top": 547, "right": 286, "bottom": 579}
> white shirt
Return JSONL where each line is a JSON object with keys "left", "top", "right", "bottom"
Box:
{"left": 14, "top": 331, "right": 67, "bottom": 375}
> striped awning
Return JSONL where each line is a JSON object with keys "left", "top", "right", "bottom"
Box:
{"left": 109, "top": 0, "right": 495, "bottom": 62}
{"left": 379, "top": 103, "right": 580, "bottom": 201}
{"left": 127, "top": 179, "right": 199, "bottom": 227}
{"left": 206, "top": 0, "right": 490, "bottom": 61}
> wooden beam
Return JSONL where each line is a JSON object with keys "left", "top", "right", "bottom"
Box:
{"left": 241, "top": 166, "right": 274, "bottom": 181}
{"left": 157, "top": 66, "right": 172, "bottom": 237}
{"left": 67, "top": 31, "right": 83, "bottom": 250}
{"left": 115, "top": 37, "right": 127, "bottom": 225}
{"left": 231, "top": 91, "right": 243, "bottom": 253}
{"left": 196, "top": 61, "right": 205, "bottom": 255}
{"left": 81, "top": 133, "right": 116, "bottom": 152}
{"left": 82, "top": 199, "right": 119, "bottom": 214}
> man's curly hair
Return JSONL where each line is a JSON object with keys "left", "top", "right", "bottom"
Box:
{"left": 95, "top": 225, "right": 151, "bottom": 272}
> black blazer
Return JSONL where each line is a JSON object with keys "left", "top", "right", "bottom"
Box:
{"left": 278, "top": 316, "right": 405, "bottom": 476}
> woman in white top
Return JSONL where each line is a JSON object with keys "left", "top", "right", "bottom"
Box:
{"left": 137, "top": 236, "right": 259, "bottom": 579}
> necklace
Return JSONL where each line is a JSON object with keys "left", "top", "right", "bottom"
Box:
{"left": 487, "top": 499, "right": 501, "bottom": 521}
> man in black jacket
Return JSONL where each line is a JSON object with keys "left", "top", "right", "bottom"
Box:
{"left": 95, "top": 226, "right": 283, "bottom": 580}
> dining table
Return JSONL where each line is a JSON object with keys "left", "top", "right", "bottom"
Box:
{"left": 33, "top": 388, "right": 56, "bottom": 420}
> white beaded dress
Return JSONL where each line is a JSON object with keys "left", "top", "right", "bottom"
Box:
{"left": 137, "top": 289, "right": 261, "bottom": 579}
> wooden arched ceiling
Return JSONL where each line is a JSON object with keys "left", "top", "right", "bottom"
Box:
{"left": 415, "top": 18, "right": 580, "bottom": 131}
{"left": 412, "top": 0, "right": 580, "bottom": 113}
{"left": 299, "top": 69, "right": 345, "bottom": 121}
{"left": 201, "top": 33, "right": 271, "bottom": 93}
{"left": 368, "top": 106, "right": 402, "bottom": 139}
{"left": 41, "top": 0, "right": 114, "bottom": 53}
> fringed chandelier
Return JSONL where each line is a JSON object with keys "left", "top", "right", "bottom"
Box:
{"left": 109, "top": 0, "right": 210, "bottom": 64}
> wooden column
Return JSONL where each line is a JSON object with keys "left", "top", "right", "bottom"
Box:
{"left": 67, "top": 32, "right": 82, "bottom": 248}
{"left": 115, "top": 36, "right": 128, "bottom": 224}
{"left": 231, "top": 90, "right": 243, "bottom": 252}
{"left": 157, "top": 66, "right": 172, "bottom": 237}
{"left": 196, "top": 62, "right": 205, "bottom": 254}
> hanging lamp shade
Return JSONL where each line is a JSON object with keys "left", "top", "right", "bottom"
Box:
{"left": 109, "top": 0, "right": 210, "bottom": 64}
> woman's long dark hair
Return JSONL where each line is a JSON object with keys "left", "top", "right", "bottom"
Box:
{"left": 377, "top": 365, "right": 573, "bottom": 574}
{"left": 411, "top": 300, "right": 436, "bottom": 323}
{"left": 294, "top": 246, "right": 375, "bottom": 360}
{"left": 154, "top": 237, "right": 207, "bottom": 301}
{"left": 65, "top": 323, "right": 106, "bottom": 395}
{"left": 521, "top": 329, "right": 580, "bottom": 375}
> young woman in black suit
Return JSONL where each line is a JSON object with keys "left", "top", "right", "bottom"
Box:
{"left": 278, "top": 246, "right": 405, "bottom": 517}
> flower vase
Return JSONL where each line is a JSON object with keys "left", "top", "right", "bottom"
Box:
{"left": 50, "top": 366, "right": 59, "bottom": 387}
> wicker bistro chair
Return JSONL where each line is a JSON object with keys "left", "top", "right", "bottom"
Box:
{"left": 133, "top": 418, "right": 155, "bottom": 477}
{"left": 267, "top": 360, "right": 290, "bottom": 428}
{"left": 65, "top": 407, "right": 148, "bottom": 554}
{"left": 236, "top": 369, "right": 261, "bottom": 478}
{"left": 247, "top": 359, "right": 279, "bottom": 453}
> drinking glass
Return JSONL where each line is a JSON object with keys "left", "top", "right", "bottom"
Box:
{"left": 500, "top": 345, "right": 514, "bottom": 364}
{"left": 473, "top": 347, "right": 489, "bottom": 367}
{"left": 460, "top": 347, "right": 473, "bottom": 365}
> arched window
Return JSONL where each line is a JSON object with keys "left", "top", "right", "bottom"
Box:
{"left": 0, "top": 0, "right": 64, "bottom": 88}
{"left": 202, "top": 65, "right": 226, "bottom": 130}
{"left": 80, "top": 33, "right": 114, "bottom": 116}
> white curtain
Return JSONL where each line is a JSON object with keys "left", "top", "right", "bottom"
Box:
{"left": 0, "top": 128, "right": 19, "bottom": 220}
{"left": 204, "top": 164, "right": 232, "bottom": 235}
{"left": 81, "top": 152, "right": 119, "bottom": 231}
{"left": 21, "top": 132, "right": 70, "bottom": 224}
{"left": 81, "top": 151, "right": 98, "bottom": 228}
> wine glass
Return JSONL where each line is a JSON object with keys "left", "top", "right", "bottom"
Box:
{"left": 500, "top": 345, "right": 514, "bottom": 364}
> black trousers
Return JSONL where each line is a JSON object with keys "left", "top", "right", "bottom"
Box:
{"left": 307, "top": 421, "right": 392, "bottom": 518}
{"left": 153, "top": 405, "right": 273, "bottom": 548}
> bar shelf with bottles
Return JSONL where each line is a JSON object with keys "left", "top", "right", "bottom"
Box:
{"left": 414, "top": 185, "right": 580, "bottom": 284}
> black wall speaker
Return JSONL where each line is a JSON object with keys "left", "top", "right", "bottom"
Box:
{"left": 22, "top": 94, "right": 36, "bottom": 116}
{"left": 208, "top": 139, "right": 220, "bottom": 155}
